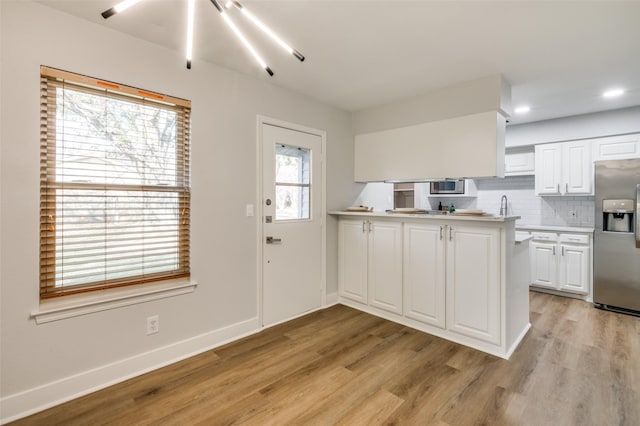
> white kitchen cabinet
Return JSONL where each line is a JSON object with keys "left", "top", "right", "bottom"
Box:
{"left": 403, "top": 222, "right": 446, "bottom": 328}
{"left": 535, "top": 141, "right": 592, "bottom": 195}
{"left": 528, "top": 231, "right": 591, "bottom": 296}
{"left": 338, "top": 218, "right": 403, "bottom": 313}
{"left": 535, "top": 144, "right": 562, "bottom": 194}
{"left": 563, "top": 141, "right": 592, "bottom": 194}
{"left": 368, "top": 221, "right": 403, "bottom": 314}
{"left": 558, "top": 244, "right": 590, "bottom": 294}
{"left": 592, "top": 134, "right": 640, "bottom": 161}
{"left": 338, "top": 219, "right": 369, "bottom": 304}
{"left": 336, "top": 213, "right": 528, "bottom": 359}
{"left": 505, "top": 147, "right": 535, "bottom": 176}
{"left": 530, "top": 240, "right": 557, "bottom": 289}
{"left": 446, "top": 224, "right": 501, "bottom": 345}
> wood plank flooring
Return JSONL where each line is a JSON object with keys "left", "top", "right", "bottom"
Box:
{"left": 10, "top": 292, "right": 640, "bottom": 425}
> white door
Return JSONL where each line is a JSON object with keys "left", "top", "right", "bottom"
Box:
{"left": 558, "top": 244, "right": 589, "bottom": 294}
{"left": 367, "top": 220, "right": 403, "bottom": 314}
{"left": 338, "top": 218, "right": 368, "bottom": 304}
{"left": 403, "top": 222, "right": 446, "bottom": 328}
{"left": 262, "top": 123, "right": 322, "bottom": 326}
{"left": 563, "top": 141, "right": 592, "bottom": 195}
{"left": 446, "top": 224, "right": 501, "bottom": 345}
{"left": 530, "top": 241, "right": 557, "bottom": 289}
{"left": 535, "top": 144, "right": 562, "bottom": 195}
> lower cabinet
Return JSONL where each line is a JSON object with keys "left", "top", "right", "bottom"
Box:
{"left": 446, "top": 224, "right": 501, "bottom": 345}
{"left": 529, "top": 231, "right": 591, "bottom": 295}
{"left": 340, "top": 218, "right": 503, "bottom": 348}
{"left": 403, "top": 222, "right": 446, "bottom": 328}
{"left": 338, "top": 218, "right": 403, "bottom": 314}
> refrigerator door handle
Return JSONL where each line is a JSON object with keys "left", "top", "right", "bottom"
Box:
{"left": 636, "top": 184, "right": 640, "bottom": 248}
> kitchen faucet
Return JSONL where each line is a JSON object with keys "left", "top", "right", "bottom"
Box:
{"left": 500, "top": 195, "right": 508, "bottom": 216}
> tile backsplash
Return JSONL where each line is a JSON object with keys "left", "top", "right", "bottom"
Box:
{"left": 424, "top": 176, "right": 595, "bottom": 227}
{"left": 356, "top": 176, "right": 595, "bottom": 228}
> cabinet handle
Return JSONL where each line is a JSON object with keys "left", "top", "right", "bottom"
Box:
{"left": 566, "top": 183, "right": 568, "bottom": 193}
{"left": 553, "top": 246, "right": 556, "bottom": 255}
{"left": 362, "top": 221, "right": 366, "bottom": 233}
{"left": 449, "top": 227, "right": 453, "bottom": 241}
{"left": 368, "top": 221, "right": 372, "bottom": 233}
{"left": 440, "top": 225, "right": 443, "bottom": 240}
{"left": 562, "top": 246, "right": 565, "bottom": 256}
{"left": 557, "top": 184, "right": 560, "bottom": 193}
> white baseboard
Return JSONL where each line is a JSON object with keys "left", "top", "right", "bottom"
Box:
{"left": 0, "top": 317, "right": 261, "bottom": 424}
{"left": 325, "top": 291, "right": 339, "bottom": 306}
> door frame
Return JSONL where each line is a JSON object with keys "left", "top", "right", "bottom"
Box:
{"left": 256, "top": 115, "right": 327, "bottom": 328}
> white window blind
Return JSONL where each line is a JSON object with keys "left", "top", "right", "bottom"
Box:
{"left": 39, "top": 66, "right": 191, "bottom": 298}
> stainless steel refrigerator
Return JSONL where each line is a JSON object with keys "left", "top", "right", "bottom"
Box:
{"left": 594, "top": 158, "right": 640, "bottom": 315}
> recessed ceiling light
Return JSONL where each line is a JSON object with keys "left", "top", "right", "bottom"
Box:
{"left": 603, "top": 88, "right": 625, "bottom": 98}
{"left": 514, "top": 106, "right": 530, "bottom": 114}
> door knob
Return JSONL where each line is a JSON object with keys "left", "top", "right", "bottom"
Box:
{"left": 266, "top": 236, "right": 282, "bottom": 244}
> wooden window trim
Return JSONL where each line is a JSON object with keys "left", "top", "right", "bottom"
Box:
{"left": 39, "top": 66, "right": 191, "bottom": 299}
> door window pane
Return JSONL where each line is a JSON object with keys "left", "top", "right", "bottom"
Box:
{"left": 275, "top": 144, "right": 310, "bottom": 220}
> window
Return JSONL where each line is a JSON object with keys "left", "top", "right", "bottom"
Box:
{"left": 275, "top": 144, "right": 311, "bottom": 220}
{"left": 39, "top": 67, "right": 191, "bottom": 298}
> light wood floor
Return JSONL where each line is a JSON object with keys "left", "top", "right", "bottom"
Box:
{"left": 11, "top": 292, "right": 640, "bottom": 425}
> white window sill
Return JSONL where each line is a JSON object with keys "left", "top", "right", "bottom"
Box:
{"left": 31, "top": 279, "right": 198, "bottom": 324}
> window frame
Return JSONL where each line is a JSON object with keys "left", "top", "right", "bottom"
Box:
{"left": 39, "top": 66, "right": 192, "bottom": 299}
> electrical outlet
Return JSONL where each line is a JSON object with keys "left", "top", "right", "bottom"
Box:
{"left": 147, "top": 315, "right": 159, "bottom": 335}
{"left": 569, "top": 210, "right": 577, "bottom": 218}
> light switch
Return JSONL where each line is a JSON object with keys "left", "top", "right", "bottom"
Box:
{"left": 246, "top": 204, "right": 254, "bottom": 217}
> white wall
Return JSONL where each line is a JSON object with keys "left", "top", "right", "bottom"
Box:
{"left": 0, "top": 1, "right": 355, "bottom": 420}
{"left": 352, "top": 74, "right": 511, "bottom": 135}
{"left": 507, "top": 106, "right": 640, "bottom": 147}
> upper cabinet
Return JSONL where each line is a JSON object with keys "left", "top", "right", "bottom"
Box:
{"left": 504, "top": 147, "right": 535, "bottom": 176}
{"left": 592, "top": 134, "right": 640, "bottom": 161}
{"left": 355, "top": 111, "right": 506, "bottom": 182}
{"left": 535, "top": 140, "right": 592, "bottom": 196}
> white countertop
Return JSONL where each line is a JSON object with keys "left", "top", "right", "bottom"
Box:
{"left": 515, "top": 232, "right": 533, "bottom": 244}
{"left": 516, "top": 224, "right": 594, "bottom": 233}
{"left": 330, "top": 210, "right": 520, "bottom": 223}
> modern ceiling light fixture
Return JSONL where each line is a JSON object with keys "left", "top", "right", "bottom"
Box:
{"left": 101, "top": 0, "right": 305, "bottom": 76}
{"left": 514, "top": 105, "right": 531, "bottom": 114}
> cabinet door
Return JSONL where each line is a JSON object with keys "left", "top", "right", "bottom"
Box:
{"left": 403, "top": 222, "right": 446, "bottom": 328}
{"left": 593, "top": 135, "right": 640, "bottom": 161}
{"left": 559, "top": 244, "right": 590, "bottom": 294}
{"left": 505, "top": 150, "right": 535, "bottom": 176}
{"left": 530, "top": 241, "right": 557, "bottom": 289}
{"left": 563, "top": 141, "right": 592, "bottom": 195}
{"left": 338, "top": 219, "right": 368, "bottom": 304}
{"left": 368, "top": 221, "right": 403, "bottom": 314}
{"left": 446, "top": 225, "right": 501, "bottom": 345}
{"left": 535, "top": 144, "right": 562, "bottom": 195}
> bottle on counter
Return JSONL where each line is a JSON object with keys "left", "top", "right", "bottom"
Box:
{"left": 449, "top": 204, "right": 455, "bottom": 213}
{"left": 438, "top": 201, "right": 442, "bottom": 211}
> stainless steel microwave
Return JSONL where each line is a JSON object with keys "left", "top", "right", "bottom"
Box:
{"left": 430, "top": 180, "right": 465, "bottom": 195}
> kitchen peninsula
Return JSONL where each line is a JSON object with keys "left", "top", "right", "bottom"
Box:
{"left": 331, "top": 211, "right": 530, "bottom": 359}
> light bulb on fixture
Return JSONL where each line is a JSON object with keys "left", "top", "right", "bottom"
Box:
{"left": 210, "top": 0, "right": 273, "bottom": 76}
{"left": 186, "top": 0, "right": 195, "bottom": 69}
{"left": 101, "top": 0, "right": 142, "bottom": 19}
{"left": 231, "top": 1, "right": 305, "bottom": 62}
{"left": 514, "top": 106, "right": 531, "bottom": 114}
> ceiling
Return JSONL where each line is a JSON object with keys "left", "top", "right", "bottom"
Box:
{"left": 37, "top": 0, "right": 640, "bottom": 124}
